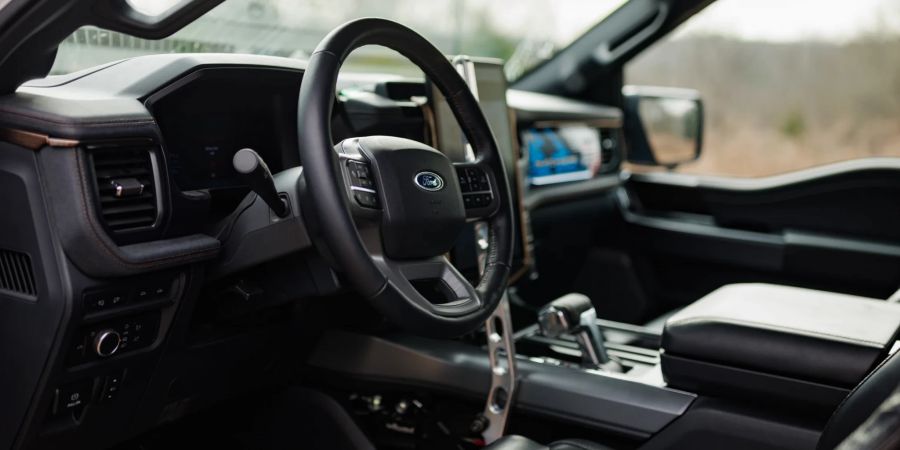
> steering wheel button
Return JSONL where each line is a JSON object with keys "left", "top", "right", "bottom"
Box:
{"left": 354, "top": 191, "right": 379, "bottom": 208}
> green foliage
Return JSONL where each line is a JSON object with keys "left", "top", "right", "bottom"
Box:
{"left": 779, "top": 110, "right": 806, "bottom": 139}
{"left": 460, "top": 13, "right": 517, "bottom": 60}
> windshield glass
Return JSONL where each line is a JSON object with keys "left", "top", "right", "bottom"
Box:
{"left": 51, "top": 0, "right": 626, "bottom": 79}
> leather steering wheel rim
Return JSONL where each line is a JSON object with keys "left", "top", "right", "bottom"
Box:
{"left": 296, "top": 18, "right": 515, "bottom": 337}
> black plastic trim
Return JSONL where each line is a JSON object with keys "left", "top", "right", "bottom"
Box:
{"left": 308, "top": 330, "right": 695, "bottom": 438}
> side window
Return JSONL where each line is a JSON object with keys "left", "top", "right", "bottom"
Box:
{"left": 626, "top": 0, "right": 900, "bottom": 177}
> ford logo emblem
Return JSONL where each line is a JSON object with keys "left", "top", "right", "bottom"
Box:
{"left": 414, "top": 171, "right": 444, "bottom": 192}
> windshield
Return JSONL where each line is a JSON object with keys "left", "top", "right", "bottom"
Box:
{"left": 51, "top": 0, "right": 627, "bottom": 79}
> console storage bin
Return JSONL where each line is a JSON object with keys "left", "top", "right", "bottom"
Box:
{"left": 660, "top": 283, "right": 900, "bottom": 409}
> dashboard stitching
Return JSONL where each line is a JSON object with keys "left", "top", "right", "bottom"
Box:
{"left": 0, "top": 107, "right": 157, "bottom": 128}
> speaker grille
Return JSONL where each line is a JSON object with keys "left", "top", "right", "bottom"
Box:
{"left": 0, "top": 249, "right": 37, "bottom": 298}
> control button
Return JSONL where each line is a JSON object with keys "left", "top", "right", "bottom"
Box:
{"left": 100, "top": 370, "right": 125, "bottom": 403}
{"left": 463, "top": 193, "right": 494, "bottom": 209}
{"left": 357, "top": 177, "right": 373, "bottom": 189}
{"left": 94, "top": 329, "right": 121, "bottom": 357}
{"left": 83, "top": 289, "right": 128, "bottom": 312}
{"left": 347, "top": 161, "right": 376, "bottom": 190}
{"left": 354, "top": 191, "right": 379, "bottom": 208}
{"left": 134, "top": 287, "right": 151, "bottom": 301}
{"left": 134, "top": 280, "right": 171, "bottom": 303}
{"left": 458, "top": 173, "right": 470, "bottom": 192}
{"left": 459, "top": 167, "right": 490, "bottom": 193}
{"left": 55, "top": 380, "right": 93, "bottom": 414}
{"left": 68, "top": 335, "right": 87, "bottom": 364}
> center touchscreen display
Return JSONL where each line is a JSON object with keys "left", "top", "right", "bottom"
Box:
{"left": 522, "top": 124, "right": 603, "bottom": 186}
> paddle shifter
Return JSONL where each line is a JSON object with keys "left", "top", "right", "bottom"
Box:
{"left": 538, "top": 293, "right": 620, "bottom": 371}
{"left": 232, "top": 148, "right": 288, "bottom": 218}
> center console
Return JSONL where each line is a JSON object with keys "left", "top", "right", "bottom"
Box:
{"left": 308, "top": 282, "right": 900, "bottom": 448}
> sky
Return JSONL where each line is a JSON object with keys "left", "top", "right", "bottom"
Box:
{"left": 675, "top": 0, "right": 900, "bottom": 42}
{"left": 125, "top": 0, "right": 900, "bottom": 45}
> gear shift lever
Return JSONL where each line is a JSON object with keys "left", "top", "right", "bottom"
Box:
{"left": 538, "top": 293, "right": 619, "bottom": 371}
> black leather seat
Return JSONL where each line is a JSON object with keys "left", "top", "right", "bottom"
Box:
{"left": 487, "top": 350, "right": 900, "bottom": 450}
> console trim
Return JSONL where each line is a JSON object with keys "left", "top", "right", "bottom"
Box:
{"left": 308, "top": 330, "right": 695, "bottom": 439}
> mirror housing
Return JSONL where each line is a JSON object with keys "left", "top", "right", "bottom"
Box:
{"left": 623, "top": 86, "right": 703, "bottom": 168}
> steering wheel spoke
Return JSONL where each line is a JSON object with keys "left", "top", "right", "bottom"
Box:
{"left": 454, "top": 161, "right": 501, "bottom": 221}
{"left": 373, "top": 255, "right": 483, "bottom": 318}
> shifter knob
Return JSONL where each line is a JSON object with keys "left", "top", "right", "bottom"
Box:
{"left": 233, "top": 148, "right": 288, "bottom": 217}
{"left": 538, "top": 293, "right": 615, "bottom": 369}
{"left": 538, "top": 293, "right": 595, "bottom": 337}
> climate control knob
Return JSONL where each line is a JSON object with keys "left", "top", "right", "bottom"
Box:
{"left": 93, "top": 330, "right": 121, "bottom": 357}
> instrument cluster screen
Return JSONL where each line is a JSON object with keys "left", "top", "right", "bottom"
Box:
{"left": 150, "top": 69, "right": 300, "bottom": 191}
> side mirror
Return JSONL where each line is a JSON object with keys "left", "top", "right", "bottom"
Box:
{"left": 623, "top": 86, "right": 703, "bottom": 168}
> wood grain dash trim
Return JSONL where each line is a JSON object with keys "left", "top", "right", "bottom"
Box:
{"left": 0, "top": 128, "right": 80, "bottom": 150}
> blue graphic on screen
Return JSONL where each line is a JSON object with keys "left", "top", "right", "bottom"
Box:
{"left": 524, "top": 127, "right": 597, "bottom": 186}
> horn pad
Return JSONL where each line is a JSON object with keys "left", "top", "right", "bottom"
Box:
{"left": 351, "top": 136, "right": 466, "bottom": 259}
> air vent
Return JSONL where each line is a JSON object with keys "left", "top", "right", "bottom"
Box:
{"left": 0, "top": 249, "right": 37, "bottom": 298}
{"left": 90, "top": 145, "right": 159, "bottom": 232}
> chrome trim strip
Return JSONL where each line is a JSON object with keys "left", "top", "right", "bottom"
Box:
{"left": 481, "top": 293, "right": 517, "bottom": 445}
{"left": 349, "top": 186, "right": 376, "bottom": 194}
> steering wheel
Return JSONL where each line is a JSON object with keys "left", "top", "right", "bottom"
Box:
{"left": 296, "top": 18, "right": 515, "bottom": 338}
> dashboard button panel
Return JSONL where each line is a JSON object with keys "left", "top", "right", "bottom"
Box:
{"left": 83, "top": 277, "right": 175, "bottom": 314}
{"left": 99, "top": 369, "right": 125, "bottom": 403}
{"left": 68, "top": 312, "right": 160, "bottom": 365}
{"left": 83, "top": 289, "right": 129, "bottom": 312}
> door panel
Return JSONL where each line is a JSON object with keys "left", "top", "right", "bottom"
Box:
{"left": 517, "top": 161, "right": 900, "bottom": 324}
{"left": 622, "top": 162, "right": 900, "bottom": 313}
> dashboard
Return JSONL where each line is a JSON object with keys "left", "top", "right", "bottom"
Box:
{"left": 0, "top": 53, "right": 624, "bottom": 450}
{"left": 127, "top": 56, "right": 622, "bottom": 276}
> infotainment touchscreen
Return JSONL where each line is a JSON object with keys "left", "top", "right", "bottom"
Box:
{"left": 522, "top": 124, "right": 603, "bottom": 186}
